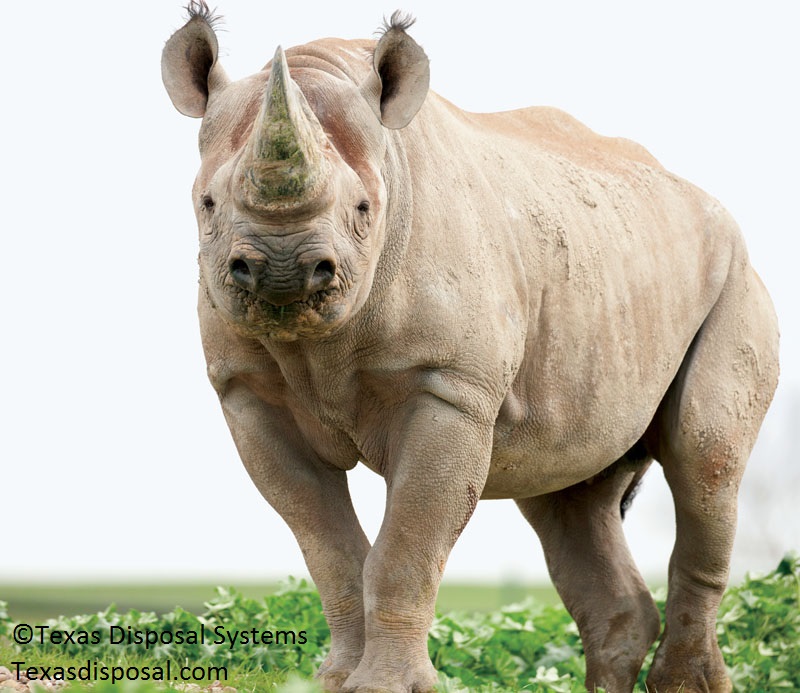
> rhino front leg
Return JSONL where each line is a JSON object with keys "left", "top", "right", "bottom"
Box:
{"left": 344, "top": 394, "right": 493, "bottom": 693}
{"left": 219, "top": 383, "right": 371, "bottom": 692}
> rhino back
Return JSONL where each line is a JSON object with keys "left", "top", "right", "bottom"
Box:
{"left": 390, "top": 92, "right": 740, "bottom": 494}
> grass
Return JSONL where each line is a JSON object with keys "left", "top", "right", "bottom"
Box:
{"left": 0, "top": 581, "right": 561, "bottom": 625}
{"left": 0, "top": 583, "right": 285, "bottom": 625}
{"left": 1, "top": 554, "right": 797, "bottom": 692}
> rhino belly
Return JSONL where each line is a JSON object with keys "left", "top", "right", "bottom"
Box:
{"left": 482, "top": 385, "right": 657, "bottom": 499}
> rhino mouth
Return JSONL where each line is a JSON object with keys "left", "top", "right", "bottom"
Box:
{"left": 224, "top": 284, "right": 346, "bottom": 338}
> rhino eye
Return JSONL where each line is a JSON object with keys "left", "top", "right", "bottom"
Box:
{"left": 357, "top": 200, "right": 370, "bottom": 214}
{"left": 200, "top": 194, "right": 215, "bottom": 212}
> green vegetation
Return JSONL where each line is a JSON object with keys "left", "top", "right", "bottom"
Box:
{"left": 1, "top": 554, "right": 797, "bottom": 692}
{"left": 0, "top": 580, "right": 558, "bottom": 625}
{"left": 0, "top": 583, "right": 285, "bottom": 625}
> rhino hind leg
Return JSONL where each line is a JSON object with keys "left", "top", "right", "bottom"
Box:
{"left": 516, "top": 455, "right": 660, "bottom": 693}
{"left": 645, "top": 255, "right": 779, "bottom": 693}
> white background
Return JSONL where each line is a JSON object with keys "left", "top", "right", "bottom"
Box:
{"left": 1, "top": 1, "right": 798, "bottom": 586}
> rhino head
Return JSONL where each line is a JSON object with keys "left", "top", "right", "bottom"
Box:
{"left": 162, "top": 3, "right": 429, "bottom": 341}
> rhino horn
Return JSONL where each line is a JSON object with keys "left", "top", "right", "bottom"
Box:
{"left": 236, "top": 46, "right": 332, "bottom": 216}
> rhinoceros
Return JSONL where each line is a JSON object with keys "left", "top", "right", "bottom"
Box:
{"left": 162, "top": 3, "right": 779, "bottom": 691}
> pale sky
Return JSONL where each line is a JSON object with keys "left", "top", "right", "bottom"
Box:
{"left": 1, "top": 1, "right": 798, "bottom": 586}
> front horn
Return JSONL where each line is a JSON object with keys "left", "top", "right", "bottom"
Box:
{"left": 236, "top": 46, "right": 333, "bottom": 216}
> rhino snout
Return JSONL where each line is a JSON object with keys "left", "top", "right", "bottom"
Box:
{"left": 227, "top": 248, "right": 338, "bottom": 307}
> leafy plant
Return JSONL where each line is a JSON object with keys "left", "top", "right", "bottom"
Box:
{"left": 1, "top": 555, "right": 797, "bottom": 692}
{"left": 429, "top": 599, "right": 585, "bottom": 690}
{"left": 717, "top": 553, "right": 800, "bottom": 691}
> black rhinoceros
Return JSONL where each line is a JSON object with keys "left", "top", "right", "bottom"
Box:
{"left": 162, "top": 4, "right": 779, "bottom": 691}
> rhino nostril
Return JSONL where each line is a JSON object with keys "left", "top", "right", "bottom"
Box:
{"left": 230, "top": 259, "right": 251, "bottom": 275}
{"left": 314, "top": 260, "right": 335, "bottom": 281}
{"left": 309, "top": 259, "right": 336, "bottom": 293}
{"left": 229, "top": 258, "right": 256, "bottom": 290}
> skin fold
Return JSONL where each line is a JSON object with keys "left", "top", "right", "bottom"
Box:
{"left": 162, "top": 4, "right": 779, "bottom": 692}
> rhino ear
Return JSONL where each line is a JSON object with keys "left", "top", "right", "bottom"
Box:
{"left": 161, "top": 3, "right": 229, "bottom": 118}
{"left": 361, "top": 12, "right": 430, "bottom": 129}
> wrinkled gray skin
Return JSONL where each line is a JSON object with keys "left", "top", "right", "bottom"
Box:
{"left": 162, "top": 4, "right": 779, "bottom": 692}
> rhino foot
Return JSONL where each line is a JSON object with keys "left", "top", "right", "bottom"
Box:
{"left": 646, "top": 637, "right": 732, "bottom": 693}
{"left": 316, "top": 653, "right": 362, "bottom": 693}
{"left": 317, "top": 668, "right": 352, "bottom": 693}
{"left": 341, "top": 656, "right": 437, "bottom": 693}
